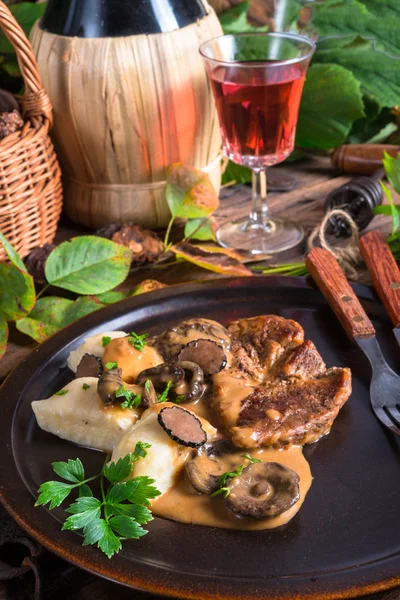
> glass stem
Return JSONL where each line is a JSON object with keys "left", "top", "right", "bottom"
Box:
{"left": 250, "top": 169, "right": 268, "bottom": 226}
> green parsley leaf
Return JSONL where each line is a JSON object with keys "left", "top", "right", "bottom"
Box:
{"left": 157, "top": 380, "right": 172, "bottom": 403}
{"left": 82, "top": 518, "right": 108, "bottom": 546}
{"left": 210, "top": 486, "right": 231, "bottom": 498}
{"left": 102, "top": 336, "right": 112, "bottom": 347}
{"left": 131, "top": 441, "right": 151, "bottom": 462}
{"left": 127, "top": 476, "right": 161, "bottom": 506}
{"left": 174, "top": 394, "right": 185, "bottom": 404}
{"left": 105, "top": 361, "right": 118, "bottom": 370}
{"left": 62, "top": 502, "right": 101, "bottom": 531}
{"left": 127, "top": 331, "right": 149, "bottom": 352}
{"left": 107, "top": 479, "right": 141, "bottom": 504}
{"left": 65, "top": 496, "right": 101, "bottom": 514}
{"left": 144, "top": 379, "right": 151, "bottom": 392}
{"left": 219, "top": 464, "right": 244, "bottom": 486}
{"left": 35, "top": 481, "right": 74, "bottom": 509}
{"left": 55, "top": 389, "right": 68, "bottom": 396}
{"left": 109, "top": 515, "right": 147, "bottom": 539}
{"left": 112, "top": 503, "right": 153, "bottom": 525}
{"left": 52, "top": 458, "right": 85, "bottom": 483}
{"left": 78, "top": 484, "right": 93, "bottom": 498}
{"left": 116, "top": 384, "right": 142, "bottom": 409}
{"left": 97, "top": 522, "right": 122, "bottom": 558}
{"left": 103, "top": 455, "right": 133, "bottom": 484}
{"left": 243, "top": 454, "right": 262, "bottom": 464}
{"left": 82, "top": 383, "right": 91, "bottom": 391}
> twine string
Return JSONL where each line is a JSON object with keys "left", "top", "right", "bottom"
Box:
{"left": 307, "top": 208, "right": 361, "bottom": 280}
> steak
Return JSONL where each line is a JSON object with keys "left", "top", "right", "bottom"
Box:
{"left": 211, "top": 315, "right": 352, "bottom": 448}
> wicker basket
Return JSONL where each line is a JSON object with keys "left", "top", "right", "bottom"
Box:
{"left": 0, "top": 1, "right": 62, "bottom": 261}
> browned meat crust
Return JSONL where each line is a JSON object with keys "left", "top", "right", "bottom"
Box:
{"left": 212, "top": 315, "right": 352, "bottom": 448}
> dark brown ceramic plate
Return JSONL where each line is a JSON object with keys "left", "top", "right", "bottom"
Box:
{"left": 1, "top": 276, "right": 400, "bottom": 600}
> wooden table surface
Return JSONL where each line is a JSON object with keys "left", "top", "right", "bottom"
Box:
{"left": 1, "top": 154, "right": 399, "bottom": 600}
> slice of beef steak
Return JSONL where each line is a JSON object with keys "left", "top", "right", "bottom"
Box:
{"left": 212, "top": 315, "right": 352, "bottom": 448}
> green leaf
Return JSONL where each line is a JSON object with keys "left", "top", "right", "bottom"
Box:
{"left": 52, "top": 458, "right": 85, "bottom": 483}
{"left": 127, "top": 331, "right": 149, "bottom": 352}
{"left": 0, "top": 232, "right": 27, "bottom": 271}
{"left": 55, "top": 389, "right": 68, "bottom": 396}
{"left": 0, "top": 264, "right": 35, "bottom": 321}
{"left": 131, "top": 441, "right": 151, "bottom": 462}
{"left": 219, "top": 1, "right": 268, "bottom": 34}
{"left": 361, "top": 0, "right": 400, "bottom": 19}
{"left": 171, "top": 241, "right": 252, "bottom": 277}
{"left": 103, "top": 455, "right": 133, "bottom": 484}
{"left": 157, "top": 380, "right": 172, "bottom": 403}
{"left": 107, "top": 479, "right": 142, "bottom": 504}
{"left": 95, "top": 290, "right": 130, "bottom": 304}
{"left": 65, "top": 496, "right": 101, "bottom": 515}
{"left": 35, "top": 481, "right": 73, "bottom": 510}
{"left": 78, "top": 484, "right": 93, "bottom": 498}
{"left": 166, "top": 163, "right": 219, "bottom": 219}
{"left": 221, "top": 161, "right": 252, "bottom": 186}
{"left": 82, "top": 518, "right": 108, "bottom": 546}
{"left": 374, "top": 205, "right": 400, "bottom": 217}
{"left": 97, "top": 522, "right": 122, "bottom": 558}
{"left": 109, "top": 516, "right": 147, "bottom": 539}
{"left": 112, "top": 503, "right": 153, "bottom": 525}
{"left": 16, "top": 318, "right": 58, "bottom": 344}
{"left": 383, "top": 151, "right": 400, "bottom": 194}
{"left": 65, "top": 296, "right": 105, "bottom": 321}
{"left": 365, "top": 122, "right": 398, "bottom": 144}
{"left": 0, "top": 3, "right": 46, "bottom": 54}
{"left": 82, "top": 383, "right": 91, "bottom": 391}
{"left": 210, "top": 486, "right": 231, "bottom": 498}
{"left": 243, "top": 453, "right": 263, "bottom": 464}
{"left": 102, "top": 336, "right": 112, "bottom": 347}
{"left": 0, "top": 314, "right": 8, "bottom": 360}
{"left": 44, "top": 236, "right": 132, "bottom": 295}
{"left": 127, "top": 476, "right": 161, "bottom": 506}
{"left": 296, "top": 64, "right": 365, "bottom": 149}
{"left": 381, "top": 181, "right": 399, "bottom": 235}
{"left": 313, "top": 43, "right": 400, "bottom": 108}
{"left": 184, "top": 218, "right": 217, "bottom": 242}
{"left": 105, "top": 361, "right": 118, "bottom": 370}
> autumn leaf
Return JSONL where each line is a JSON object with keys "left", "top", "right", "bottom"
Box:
{"left": 171, "top": 242, "right": 252, "bottom": 276}
{"left": 131, "top": 280, "right": 168, "bottom": 295}
{"left": 166, "top": 163, "right": 219, "bottom": 219}
{"left": 0, "top": 314, "right": 9, "bottom": 359}
{"left": 0, "top": 263, "right": 35, "bottom": 320}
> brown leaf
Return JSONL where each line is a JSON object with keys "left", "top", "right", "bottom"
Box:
{"left": 166, "top": 163, "right": 219, "bottom": 219}
{"left": 171, "top": 242, "right": 252, "bottom": 276}
{"left": 132, "top": 279, "right": 168, "bottom": 295}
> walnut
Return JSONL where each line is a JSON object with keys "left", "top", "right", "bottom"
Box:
{"left": 112, "top": 224, "right": 164, "bottom": 266}
{"left": 24, "top": 243, "right": 56, "bottom": 284}
{"left": 0, "top": 110, "right": 24, "bottom": 140}
{"left": 95, "top": 223, "right": 121, "bottom": 239}
{"left": 0, "top": 90, "right": 20, "bottom": 113}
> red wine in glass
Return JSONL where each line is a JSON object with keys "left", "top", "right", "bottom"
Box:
{"left": 210, "top": 62, "right": 306, "bottom": 168}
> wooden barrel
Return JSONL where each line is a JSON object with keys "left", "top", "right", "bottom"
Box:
{"left": 30, "top": 6, "right": 222, "bottom": 229}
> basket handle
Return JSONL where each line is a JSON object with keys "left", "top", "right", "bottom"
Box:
{"left": 0, "top": 1, "right": 53, "bottom": 127}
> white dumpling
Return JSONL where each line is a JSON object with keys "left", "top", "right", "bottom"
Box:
{"left": 67, "top": 331, "right": 127, "bottom": 373}
{"left": 111, "top": 403, "right": 217, "bottom": 497}
{"left": 32, "top": 377, "right": 140, "bottom": 452}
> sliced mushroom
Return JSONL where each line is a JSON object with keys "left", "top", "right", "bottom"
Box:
{"left": 141, "top": 379, "right": 157, "bottom": 408}
{"left": 136, "top": 363, "right": 185, "bottom": 389}
{"left": 97, "top": 367, "right": 123, "bottom": 405}
{"left": 185, "top": 438, "right": 239, "bottom": 495}
{"left": 176, "top": 361, "right": 205, "bottom": 402}
{"left": 225, "top": 462, "right": 300, "bottom": 519}
{"left": 178, "top": 340, "right": 227, "bottom": 375}
{"left": 158, "top": 406, "right": 207, "bottom": 448}
{"left": 76, "top": 354, "right": 103, "bottom": 379}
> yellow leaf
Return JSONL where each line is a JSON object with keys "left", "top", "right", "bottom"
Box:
{"left": 171, "top": 242, "right": 252, "bottom": 277}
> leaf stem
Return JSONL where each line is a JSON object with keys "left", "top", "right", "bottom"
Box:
{"left": 163, "top": 216, "right": 175, "bottom": 249}
{"left": 36, "top": 283, "right": 50, "bottom": 300}
{"left": 183, "top": 217, "right": 208, "bottom": 243}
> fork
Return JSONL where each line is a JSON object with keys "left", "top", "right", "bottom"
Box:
{"left": 306, "top": 247, "right": 400, "bottom": 436}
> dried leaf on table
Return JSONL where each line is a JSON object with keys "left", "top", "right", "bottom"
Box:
{"left": 166, "top": 163, "right": 219, "bottom": 219}
{"left": 112, "top": 224, "right": 164, "bottom": 266}
{"left": 171, "top": 241, "right": 252, "bottom": 276}
{"left": 132, "top": 280, "right": 167, "bottom": 295}
{"left": 44, "top": 236, "right": 132, "bottom": 295}
{"left": 0, "top": 263, "right": 35, "bottom": 320}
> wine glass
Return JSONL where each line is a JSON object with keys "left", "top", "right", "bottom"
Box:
{"left": 200, "top": 33, "right": 315, "bottom": 254}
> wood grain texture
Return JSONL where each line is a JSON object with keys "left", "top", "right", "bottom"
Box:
{"left": 360, "top": 230, "right": 400, "bottom": 328}
{"left": 306, "top": 247, "right": 375, "bottom": 339}
{"left": 30, "top": 8, "right": 222, "bottom": 229}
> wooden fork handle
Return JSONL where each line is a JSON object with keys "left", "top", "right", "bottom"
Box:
{"left": 359, "top": 230, "right": 400, "bottom": 328}
{"left": 306, "top": 247, "right": 375, "bottom": 339}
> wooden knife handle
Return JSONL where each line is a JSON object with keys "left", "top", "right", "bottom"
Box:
{"left": 306, "top": 247, "right": 375, "bottom": 339}
{"left": 359, "top": 230, "right": 400, "bottom": 328}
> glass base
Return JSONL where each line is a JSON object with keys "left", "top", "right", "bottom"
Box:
{"left": 216, "top": 216, "right": 304, "bottom": 255}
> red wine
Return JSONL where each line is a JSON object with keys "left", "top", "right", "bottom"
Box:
{"left": 210, "top": 62, "right": 306, "bottom": 168}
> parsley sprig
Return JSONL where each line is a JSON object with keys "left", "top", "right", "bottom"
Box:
{"left": 128, "top": 332, "right": 149, "bottom": 352}
{"left": 35, "top": 442, "right": 159, "bottom": 558}
{"left": 116, "top": 384, "right": 142, "bottom": 410}
{"left": 157, "top": 380, "right": 172, "bottom": 403}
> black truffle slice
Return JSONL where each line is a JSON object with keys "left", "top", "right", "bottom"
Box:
{"left": 76, "top": 354, "right": 103, "bottom": 379}
{"left": 178, "top": 339, "right": 227, "bottom": 375}
{"left": 158, "top": 406, "right": 207, "bottom": 448}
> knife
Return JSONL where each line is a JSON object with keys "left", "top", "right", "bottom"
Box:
{"left": 359, "top": 230, "right": 400, "bottom": 346}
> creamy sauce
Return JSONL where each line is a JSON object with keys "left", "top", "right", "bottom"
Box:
{"left": 152, "top": 445, "right": 312, "bottom": 530}
{"left": 103, "top": 337, "right": 163, "bottom": 382}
